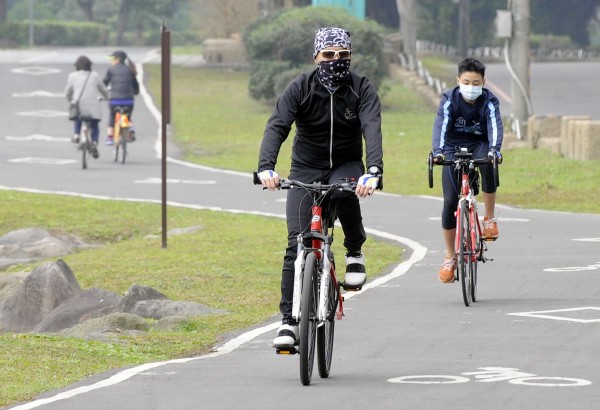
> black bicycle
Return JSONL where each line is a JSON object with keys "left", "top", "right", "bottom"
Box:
{"left": 77, "top": 115, "right": 99, "bottom": 169}
{"left": 254, "top": 172, "right": 356, "bottom": 385}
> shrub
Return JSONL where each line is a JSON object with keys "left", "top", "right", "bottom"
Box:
{"left": 243, "top": 6, "right": 387, "bottom": 101}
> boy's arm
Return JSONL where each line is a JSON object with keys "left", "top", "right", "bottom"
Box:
{"left": 432, "top": 95, "right": 451, "bottom": 156}
{"left": 485, "top": 96, "right": 503, "bottom": 152}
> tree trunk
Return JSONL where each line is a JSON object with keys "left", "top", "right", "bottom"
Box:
{"left": 396, "top": 0, "right": 417, "bottom": 64}
{"left": 116, "top": 0, "right": 132, "bottom": 46}
{"left": 76, "top": 0, "right": 95, "bottom": 21}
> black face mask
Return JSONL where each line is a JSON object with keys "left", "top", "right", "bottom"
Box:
{"left": 317, "top": 58, "right": 351, "bottom": 89}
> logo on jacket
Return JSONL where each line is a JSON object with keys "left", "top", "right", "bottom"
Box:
{"left": 455, "top": 116, "right": 482, "bottom": 135}
{"left": 344, "top": 108, "right": 357, "bottom": 120}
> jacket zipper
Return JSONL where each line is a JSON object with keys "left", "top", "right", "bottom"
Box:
{"left": 329, "top": 94, "right": 334, "bottom": 168}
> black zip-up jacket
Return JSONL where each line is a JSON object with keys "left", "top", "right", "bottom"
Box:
{"left": 103, "top": 63, "right": 138, "bottom": 100}
{"left": 258, "top": 69, "right": 384, "bottom": 174}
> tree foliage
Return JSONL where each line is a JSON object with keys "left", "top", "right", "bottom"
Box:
{"left": 243, "top": 6, "right": 386, "bottom": 101}
{"left": 415, "top": 0, "right": 600, "bottom": 49}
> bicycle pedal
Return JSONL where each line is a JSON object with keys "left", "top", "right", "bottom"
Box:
{"left": 276, "top": 347, "right": 297, "bottom": 355}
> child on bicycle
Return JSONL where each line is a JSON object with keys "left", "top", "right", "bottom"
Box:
{"left": 431, "top": 57, "right": 504, "bottom": 283}
{"left": 65, "top": 55, "right": 109, "bottom": 157}
{"left": 103, "top": 50, "right": 139, "bottom": 145}
{"left": 257, "top": 27, "right": 383, "bottom": 348}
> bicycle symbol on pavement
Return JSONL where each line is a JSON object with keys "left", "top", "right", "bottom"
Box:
{"left": 388, "top": 367, "right": 591, "bottom": 387}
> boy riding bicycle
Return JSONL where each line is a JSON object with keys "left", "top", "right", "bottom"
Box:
{"left": 257, "top": 27, "right": 383, "bottom": 348}
{"left": 431, "top": 58, "right": 504, "bottom": 283}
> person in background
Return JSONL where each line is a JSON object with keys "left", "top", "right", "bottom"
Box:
{"left": 65, "top": 55, "right": 109, "bottom": 158}
{"left": 431, "top": 57, "right": 503, "bottom": 283}
{"left": 103, "top": 50, "right": 139, "bottom": 145}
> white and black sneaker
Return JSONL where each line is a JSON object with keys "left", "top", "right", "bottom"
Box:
{"left": 272, "top": 323, "right": 298, "bottom": 348}
{"left": 344, "top": 252, "right": 367, "bottom": 290}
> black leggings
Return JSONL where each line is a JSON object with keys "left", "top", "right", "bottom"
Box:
{"left": 279, "top": 161, "right": 366, "bottom": 320}
{"left": 441, "top": 142, "right": 496, "bottom": 230}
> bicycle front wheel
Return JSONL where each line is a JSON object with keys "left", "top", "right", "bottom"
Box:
{"left": 458, "top": 200, "right": 472, "bottom": 307}
{"left": 317, "top": 259, "right": 337, "bottom": 378}
{"left": 299, "top": 252, "right": 318, "bottom": 386}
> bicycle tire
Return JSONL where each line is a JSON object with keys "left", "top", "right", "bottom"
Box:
{"left": 427, "top": 152, "right": 434, "bottom": 188}
{"left": 470, "top": 208, "right": 480, "bottom": 303}
{"left": 82, "top": 144, "right": 87, "bottom": 169}
{"left": 458, "top": 200, "right": 472, "bottom": 307}
{"left": 299, "top": 252, "right": 318, "bottom": 386}
{"left": 317, "top": 258, "right": 337, "bottom": 378}
{"left": 81, "top": 130, "right": 89, "bottom": 170}
{"left": 120, "top": 129, "right": 128, "bottom": 164}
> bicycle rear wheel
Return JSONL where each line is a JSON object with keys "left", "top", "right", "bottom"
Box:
{"left": 458, "top": 201, "right": 472, "bottom": 307}
{"left": 120, "top": 129, "right": 128, "bottom": 164}
{"left": 317, "top": 258, "right": 337, "bottom": 378}
{"left": 299, "top": 252, "right": 318, "bottom": 386}
{"left": 470, "top": 209, "right": 480, "bottom": 303}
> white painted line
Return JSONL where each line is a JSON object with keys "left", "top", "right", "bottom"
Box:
{"left": 8, "top": 157, "right": 77, "bottom": 165}
{"left": 134, "top": 177, "right": 216, "bottom": 185}
{"left": 572, "top": 238, "right": 600, "bottom": 242}
{"left": 12, "top": 90, "right": 64, "bottom": 98}
{"left": 16, "top": 110, "right": 68, "bottom": 118}
{"left": 508, "top": 307, "right": 600, "bottom": 323}
{"left": 544, "top": 262, "right": 600, "bottom": 272}
{"left": 6, "top": 135, "right": 70, "bottom": 142}
{"left": 429, "top": 216, "right": 530, "bottom": 222}
{"left": 11, "top": 65, "right": 61, "bottom": 75}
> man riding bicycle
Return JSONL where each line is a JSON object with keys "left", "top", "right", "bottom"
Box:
{"left": 431, "top": 58, "right": 504, "bottom": 283}
{"left": 257, "top": 27, "right": 384, "bottom": 348}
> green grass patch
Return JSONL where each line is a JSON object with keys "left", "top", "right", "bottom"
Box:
{"left": 0, "top": 192, "right": 400, "bottom": 406}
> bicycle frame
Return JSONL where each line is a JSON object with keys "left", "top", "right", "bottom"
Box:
{"left": 454, "top": 163, "right": 484, "bottom": 263}
{"left": 291, "top": 191, "right": 343, "bottom": 325}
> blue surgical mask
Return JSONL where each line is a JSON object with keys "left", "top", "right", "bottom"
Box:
{"left": 459, "top": 84, "right": 483, "bottom": 101}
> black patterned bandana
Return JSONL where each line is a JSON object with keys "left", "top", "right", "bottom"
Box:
{"left": 313, "top": 27, "right": 352, "bottom": 59}
{"left": 317, "top": 59, "right": 351, "bottom": 89}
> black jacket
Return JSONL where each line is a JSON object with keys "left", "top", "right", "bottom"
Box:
{"left": 103, "top": 63, "right": 138, "bottom": 100}
{"left": 258, "top": 69, "right": 384, "bottom": 173}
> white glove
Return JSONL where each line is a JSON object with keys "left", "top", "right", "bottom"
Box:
{"left": 356, "top": 173, "right": 379, "bottom": 198}
{"left": 258, "top": 170, "right": 279, "bottom": 181}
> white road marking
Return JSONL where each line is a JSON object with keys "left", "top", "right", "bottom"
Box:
{"left": 544, "top": 262, "right": 600, "bottom": 272}
{"left": 134, "top": 177, "right": 216, "bottom": 185}
{"left": 12, "top": 90, "right": 64, "bottom": 98}
{"left": 507, "top": 307, "right": 600, "bottom": 323}
{"left": 572, "top": 238, "right": 600, "bottom": 242}
{"left": 11, "top": 65, "right": 61, "bottom": 75}
{"left": 428, "top": 216, "right": 530, "bottom": 222}
{"left": 8, "top": 157, "right": 76, "bottom": 165}
{"left": 17, "top": 110, "right": 68, "bottom": 118}
{"left": 6, "top": 134, "right": 70, "bottom": 142}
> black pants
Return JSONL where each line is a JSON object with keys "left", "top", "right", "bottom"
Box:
{"left": 441, "top": 141, "right": 496, "bottom": 230}
{"left": 280, "top": 161, "right": 367, "bottom": 321}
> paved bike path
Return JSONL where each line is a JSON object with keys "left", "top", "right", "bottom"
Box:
{"left": 2, "top": 49, "right": 600, "bottom": 409}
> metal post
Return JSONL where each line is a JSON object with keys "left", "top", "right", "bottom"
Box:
{"left": 161, "top": 25, "right": 171, "bottom": 249}
{"left": 509, "top": 0, "right": 531, "bottom": 126}
{"left": 458, "top": 0, "right": 470, "bottom": 58}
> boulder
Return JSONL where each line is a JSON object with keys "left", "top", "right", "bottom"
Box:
{"left": 33, "top": 288, "right": 121, "bottom": 333}
{"left": 61, "top": 312, "right": 149, "bottom": 339}
{"left": 0, "top": 260, "right": 81, "bottom": 332}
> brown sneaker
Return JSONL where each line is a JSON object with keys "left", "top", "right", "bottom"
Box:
{"left": 483, "top": 217, "right": 499, "bottom": 240}
{"left": 438, "top": 256, "right": 457, "bottom": 283}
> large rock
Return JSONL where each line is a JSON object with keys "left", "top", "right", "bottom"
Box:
{"left": 0, "top": 228, "right": 90, "bottom": 270}
{"left": 33, "top": 288, "right": 121, "bottom": 333}
{"left": 0, "top": 260, "right": 81, "bottom": 332}
{"left": 60, "top": 312, "right": 149, "bottom": 340}
{"left": 115, "top": 284, "right": 168, "bottom": 313}
{"left": 126, "top": 299, "right": 227, "bottom": 319}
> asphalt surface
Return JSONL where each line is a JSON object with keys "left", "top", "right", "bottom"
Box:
{"left": 2, "top": 48, "right": 600, "bottom": 410}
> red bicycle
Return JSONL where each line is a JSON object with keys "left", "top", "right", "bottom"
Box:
{"left": 428, "top": 148, "right": 499, "bottom": 306}
{"left": 254, "top": 172, "right": 356, "bottom": 385}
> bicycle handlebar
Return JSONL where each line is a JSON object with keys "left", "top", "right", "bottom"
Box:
{"left": 252, "top": 171, "right": 356, "bottom": 192}
{"left": 427, "top": 151, "right": 500, "bottom": 189}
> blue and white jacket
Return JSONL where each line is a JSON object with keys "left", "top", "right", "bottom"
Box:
{"left": 431, "top": 86, "right": 503, "bottom": 156}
